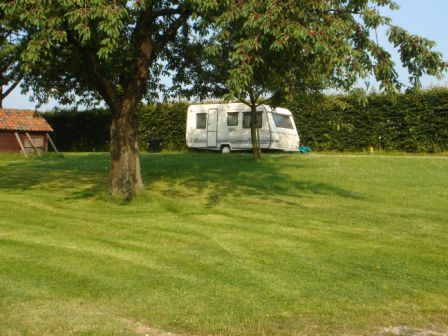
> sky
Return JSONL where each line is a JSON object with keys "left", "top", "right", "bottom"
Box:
{"left": 4, "top": 0, "right": 448, "bottom": 111}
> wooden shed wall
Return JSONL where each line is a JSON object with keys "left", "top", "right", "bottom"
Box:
{"left": 0, "top": 132, "right": 19, "bottom": 152}
{"left": 0, "top": 131, "right": 48, "bottom": 153}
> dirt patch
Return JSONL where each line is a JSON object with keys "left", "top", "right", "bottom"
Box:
{"left": 120, "top": 317, "right": 190, "bottom": 336}
{"left": 134, "top": 321, "right": 177, "bottom": 336}
{"left": 380, "top": 326, "right": 448, "bottom": 336}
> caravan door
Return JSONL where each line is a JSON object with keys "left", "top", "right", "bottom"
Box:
{"left": 207, "top": 108, "right": 218, "bottom": 147}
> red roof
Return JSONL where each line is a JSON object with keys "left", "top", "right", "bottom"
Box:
{"left": 0, "top": 109, "right": 53, "bottom": 132}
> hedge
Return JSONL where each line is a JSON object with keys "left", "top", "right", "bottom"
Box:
{"left": 44, "top": 103, "right": 189, "bottom": 152}
{"left": 44, "top": 108, "right": 110, "bottom": 152}
{"left": 291, "top": 88, "right": 448, "bottom": 152}
{"left": 43, "top": 88, "right": 448, "bottom": 153}
{"left": 138, "top": 102, "right": 189, "bottom": 151}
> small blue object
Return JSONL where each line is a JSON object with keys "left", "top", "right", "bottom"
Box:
{"left": 298, "top": 146, "right": 312, "bottom": 153}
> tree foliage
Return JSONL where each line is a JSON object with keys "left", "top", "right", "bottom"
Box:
{"left": 170, "top": 0, "right": 446, "bottom": 160}
{"left": 216, "top": 0, "right": 446, "bottom": 94}
{"left": 0, "top": 0, "right": 223, "bottom": 199}
{"left": 176, "top": 1, "right": 447, "bottom": 104}
{"left": 0, "top": 9, "right": 25, "bottom": 107}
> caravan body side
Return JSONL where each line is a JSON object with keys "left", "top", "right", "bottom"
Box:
{"left": 186, "top": 103, "right": 300, "bottom": 152}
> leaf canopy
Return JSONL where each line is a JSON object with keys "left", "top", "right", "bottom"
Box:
{"left": 174, "top": 0, "right": 446, "bottom": 106}
{"left": 0, "top": 0, "right": 445, "bottom": 107}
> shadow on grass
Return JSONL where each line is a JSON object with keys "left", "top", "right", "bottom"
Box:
{"left": 0, "top": 153, "right": 109, "bottom": 200}
{"left": 140, "top": 153, "right": 361, "bottom": 205}
{"left": 0, "top": 152, "right": 360, "bottom": 203}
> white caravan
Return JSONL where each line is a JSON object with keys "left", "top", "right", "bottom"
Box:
{"left": 186, "top": 103, "right": 300, "bottom": 153}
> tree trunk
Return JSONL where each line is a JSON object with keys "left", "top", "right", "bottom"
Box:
{"left": 109, "top": 104, "right": 143, "bottom": 200}
{"left": 250, "top": 104, "right": 261, "bottom": 160}
{"left": 0, "top": 86, "right": 3, "bottom": 108}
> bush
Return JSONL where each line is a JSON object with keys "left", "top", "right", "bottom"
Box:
{"left": 290, "top": 88, "right": 448, "bottom": 152}
{"left": 42, "top": 88, "right": 448, "bottom": 153}
{"left": 137, "top": 102, "right": 188, "bottom": 151}
{"left": 44, "top": 103, "right": 189, "bottom": 152}
{"left": 44, "top": 108, "right": 111, "bottom": 152}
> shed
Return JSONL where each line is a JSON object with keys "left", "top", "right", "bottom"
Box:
{"left": 0, "top": 108, "right": 57, "bottom": 156}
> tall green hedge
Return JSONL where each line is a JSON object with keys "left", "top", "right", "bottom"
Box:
{"left": 44, "top": 103, "right": 189, "bottom": 152}
{"left": 43, "top": 88, "right": 448, "bottom": 153}
{"left": 138, "top": 102, "right": 189, "bottom": 151}
{"left": 44, "top": 108, "right": 111, "bottom": 152}
{"left": 291, "top": 88, "right": 448, "bottom": 152}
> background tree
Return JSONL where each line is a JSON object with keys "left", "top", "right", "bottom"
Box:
{"left": 0, "top": 0, "right": 223, "bottom": 200}
{"left": 1, "top": 0, "right": 446, "bottom": 196}
{"left": 172, "top": 30, "right": 329, "bottom": 159}
{"left": 174, "top": 0, "right": 446, "bottom": 159}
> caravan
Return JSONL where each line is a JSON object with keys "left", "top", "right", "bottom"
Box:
{"left": 186, "top": 103, "right": 300, "bottom": 153}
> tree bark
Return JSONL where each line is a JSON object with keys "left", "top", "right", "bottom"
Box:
{"left": 250, "top": 104, "right": 261, "bottom": 160}
{"left": 76, "top": 37, "right": 147, "bottom": 201}
{"left": 72, "top": 6, "right": 190, "bottom": 200}
{"left": 109, "top": 103, "right": 143, "bottom": 200}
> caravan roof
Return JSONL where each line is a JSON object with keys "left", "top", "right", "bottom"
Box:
{"left": 188, "top": 103, "right": 292, "bottom": 115}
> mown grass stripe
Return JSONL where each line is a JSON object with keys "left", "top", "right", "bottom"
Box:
{"left": 0, "top": 153, "right": 447, "bottom": 335}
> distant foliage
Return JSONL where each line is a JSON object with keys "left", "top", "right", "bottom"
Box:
{"left": 292, "top": 88, "right": 448, "bottom": 152}
{"left": 44, "top": 103, "right": 189, "bottom": 152}
{"left": 43, "top": 89, "right": 448, "bottom": 153}
{"left": 44, "top": 108, "right": 111, "bottom": 152}
{"left": 137, "top": 103, "right": 189, "bottom": 151}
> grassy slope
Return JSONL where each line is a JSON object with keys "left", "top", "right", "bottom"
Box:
{"left": 0, "top": 153, "right": 447, "bottom": 336}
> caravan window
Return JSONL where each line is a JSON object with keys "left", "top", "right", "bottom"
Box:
{"left": 196, "top": 113, "right": 207, "bottom": 129}
{"left": 243, "top": 112, "right": 262, "bottom": 129}
{"left": 272, "top": 113, "right": 294, "bottom": 129}
{"left": 227, "top": 112, "right": 239, "bottom": 126}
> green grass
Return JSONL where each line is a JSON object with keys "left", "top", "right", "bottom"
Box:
{"left": 0, "top": 152, "right": 447, "bottom": 336}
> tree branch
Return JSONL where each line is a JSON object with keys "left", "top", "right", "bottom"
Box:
{"left": 152, "top": 7, "right": 186, "bottom": 18}
{"left": 256, "top": 95, "right": 271, "bottom": 106}
{"left": 155, "top": 11, "right": 191, "bottom": 53}
{"left": 121, "top": 7, "right": 191, "bottom": 113}
{"left": 81, "top": 47, "right": 121, "bottom": 111}
{"left": 1, "top": 75, "right": 21, "bottom": 98}
{"left": 66, "top": 31, "right": 121, "bottom": 111}
{"left": 0, "top": 62, "right": 22, "bottom": 86}
{"left": 120, "top": 8, "right": 155, "bottom": 112}
{"left": 237, "top": 94, "right": 251, "bottom": 106}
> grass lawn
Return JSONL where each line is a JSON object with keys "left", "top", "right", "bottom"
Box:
{"left": 0, "top": 152, "right": 447, "bottom": 336}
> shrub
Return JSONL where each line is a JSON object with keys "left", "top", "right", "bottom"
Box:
{"left": 43, "top": 88, "right": 448, "bottom": 153}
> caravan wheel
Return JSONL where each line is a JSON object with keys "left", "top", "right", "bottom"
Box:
{"left": 221, "top": 145, "right": 231, "bottom": 154}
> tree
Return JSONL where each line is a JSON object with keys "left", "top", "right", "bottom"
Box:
{"left": 1, "top": 0, "right": 446, "bottom": 198}
{"left": 172, "top": 27, "right": 329, "bottom": 160}
{"left": 0, "top": 10, "right": 24, "bottom": 108}
{"left": 0, "top": 0, "right": 223, "bottom": 200}
{"left": 174, "top": 0, "right": 446, "bottom": 159}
